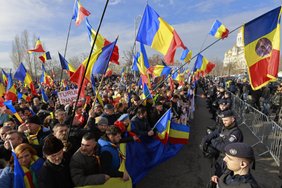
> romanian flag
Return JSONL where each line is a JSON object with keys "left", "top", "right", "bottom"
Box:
{"left": 141, "top": 83, "right": 152, "bottom": 99}
{"left": 148, "top": 65, "right": 171, "bottom": 77}
{"left": 18, "top": 92, "right": 31, "bottom": 102}
{"left": 58, "top": 52, "right": 76, "bottom": 76}
{"left": 72, "top": 0, "right": 90, "bottom": 26}
{"left": 71, "top": 38, "right": 118, "bottom": 87}
{"left": 0, "top": 83, "right": 4, "bottom": 98}
{"left": 91, "top": 38, "right": 118, "bottom": 75}
{"left": 4, "top": 100, "right": 23, "bottom": 123}
{"left": 205, "top": 62, "right": 215, "bottom": 74}
{"left": 136, "top": 51, "right": 151, "bottom": 88}
{"left": 243, "top": 6, "right": 281, "bottom": 90}
{"left": 180, "top": 48, "right": 192, "bottom": 63}
{"left": 168, "top": 122, "right": 190, "bottom": 144}
{"left": 139, "top": 43, "right": 150, "bottom": 68}
{"left": 132, "top": 53, "right": 139, "bottom": 71}
{"left": 209, "top": 20, "right": 229, "bottom": 39}
{"left": 41, "top": 88, "right": 49, "bottom": 103}
{"left": 27, "top": 38, "right": 45, "bottom": 53}
{"left": 40, "top": 65, "right": 53, "bottom": 87}
{"left": 14, "top": 63, "right": 37, "bottom": 95}
{"left": 12, "top": 151, "right": 25, "bottom": 188}
{"left": 5, "top": 73, "right": 17, "bottom": 102}
{"left": 193, "top": 54, "right": 209, "bottom": 72}
{"left": 39, "top": 51, "right": 51, "bottom": 63}
{"left": 86, "top": 18, "right": 119, "bottom": 65}
{"left": 172, "top": 72, "right": 184, "bottom": 85}
{"left": 154, "top": 108, "right": 172, "bottom": 144}
{"left": 136, "top": 5, "right": 186, "bottom": 64}
{"left": 2, "top": 69, "right": 8, "bottom": 86}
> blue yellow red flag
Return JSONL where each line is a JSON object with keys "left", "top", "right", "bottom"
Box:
{"left": 4, "top": 100, "right": 23, "bottom": 123}
{"left": 168, "top": 122, "right": 190, "bottom": 144}
{"left": 181, "top": 48, "right": 192, "bottom": 63}
{"left": 209, "top": 20, "right": 229, "bottom": 39}
{"left": 12, "top": 151, "right": 25, "bottom": 188}
{"left": 92, "top": 38, "right": 118, "bottom": 75}
{"left": 136, "top": 5, "right": 186, "bottom": 64}
{"left": 154, "top": 108, "right": 171, "bottom": 144}
{"left": 243, "top": 6, "right": 281, "bottom": 90}
{"left": 39, "top": 51, "right": 51, "bottom": 63}
{"left": 27, "top": 38, "right": 45, "bottom": 53}
{"left": 72, "top": 0, "right": 91, "bottom": 26}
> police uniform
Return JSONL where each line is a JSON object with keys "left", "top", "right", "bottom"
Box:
{"left": 217, "top": 143, "right": 259, "bottom": 188}
{"left": 203, "top": 110, "right": 243, "bottom": 154}
{"left": 202, "top": 110, "right": 243, "bottom": 176}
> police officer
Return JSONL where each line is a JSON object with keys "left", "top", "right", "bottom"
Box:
{"left": 201, "top": 110, "right": 243, "bottom": 176}
{"left": 211, "top": 142, "right": 259, "bottom": 188}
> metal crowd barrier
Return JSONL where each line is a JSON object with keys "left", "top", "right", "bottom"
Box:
{"left": 229, "top": 92, "right": 282, "bottom": 167}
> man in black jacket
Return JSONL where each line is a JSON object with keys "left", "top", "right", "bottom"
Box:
{"left": 69, "top": 133, "right": 109, "bottom": 186}
{"left": 39, "top": 135, "right": 73, "bottom": 188}
{"left": 131, "top": 106, "right": 154, "bottom": 137}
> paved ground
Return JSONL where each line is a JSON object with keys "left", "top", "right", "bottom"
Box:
{"left": 137, "top": 94, "right": 282, "bottom": 188}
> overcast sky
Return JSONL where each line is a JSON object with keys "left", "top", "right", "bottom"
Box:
{"left": 0, "top": 0, "right": 281, "bottom": 69}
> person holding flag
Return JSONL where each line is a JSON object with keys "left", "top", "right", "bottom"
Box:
{"left": 0, "top": 143, "right": 44, "bottom": 188}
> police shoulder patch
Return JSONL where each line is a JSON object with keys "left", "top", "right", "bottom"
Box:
{"left": 229, "top": 135, "right": 237, "bottom": 142}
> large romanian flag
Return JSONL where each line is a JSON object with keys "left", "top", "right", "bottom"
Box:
{"left": 136, "top": 5, "right": 186, "bottom": 64}
{"left": 243, "top": 6, "right": 281, "bottom": 90}
{"left": 70, "top": 38, "right": 118, "bottom": 86}
{"left": 86, "top": 18, "right": 119, "bottom": 65}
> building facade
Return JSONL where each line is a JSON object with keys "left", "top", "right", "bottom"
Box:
{"left": 223, "top": 31, "right": 247, "bottom": 73}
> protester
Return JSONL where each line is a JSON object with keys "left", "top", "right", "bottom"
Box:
{"left": 70, "top": 132, "right": 110, "bottom": 186}
{"left": 39, "top": 135, "right": 73, "bottom": 188}
{"left": 131, "top": 106, "right": 154, "bottom": 137}
{"left": 98, "top": 125, "right": 130, "bottom": 181}
{"left": 0, "top": 143, "right": 44, "bottom": 188}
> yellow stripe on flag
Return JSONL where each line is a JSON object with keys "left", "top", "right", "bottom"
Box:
{"left": 152, "top": 17, "right": 174, "bottom": 55}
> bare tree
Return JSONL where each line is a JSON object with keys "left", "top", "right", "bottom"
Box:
{"left": 149, "top": 54, "right": 163, "bottom": 66}
{"left": 10, "top": 35, "right": 23, "bottom": 70}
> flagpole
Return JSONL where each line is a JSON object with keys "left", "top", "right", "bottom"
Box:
{"left": 136, "top": 25, "right": 242, "bottom": 107}
{"left": 67, "top": 0, "right": 110, "bottom": 142}
{"left": 60, "top": 13, "right": 74, "bottom": 83}
{"left": 92, "top": 75, "right": 105, "bottom": 108}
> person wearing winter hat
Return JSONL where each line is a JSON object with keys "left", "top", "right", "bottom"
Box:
{"left": 115, "top": 114, "right": 140, "bottom": 143}
{"left": 39, "top": 135, "right": 73, "bottom": 188}
{"left": 18, "top": 115, "right": 51, "bottom": 147}
{"left": 210, "top": 142, "right": 259, "bottom": 188}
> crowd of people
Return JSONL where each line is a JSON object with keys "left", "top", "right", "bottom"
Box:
{"left": 0, "top": 74, "right": 195, "bottom": 188}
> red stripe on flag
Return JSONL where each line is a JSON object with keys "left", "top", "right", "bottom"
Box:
{"left": 169, "top": 137, "right": 188, "bottom": 144}
{"left": 267, "top": 49, "right": 280, "bottom": 78}
{"left": 164, "top": 30, "right": 186, "bottom": 65}
{"left": 249, "top": 57, "right": 272, "bottom": 89}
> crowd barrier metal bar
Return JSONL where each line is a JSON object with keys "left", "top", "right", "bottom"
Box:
{"left": 228, "top": 91, "right": 281, "bottom": 167}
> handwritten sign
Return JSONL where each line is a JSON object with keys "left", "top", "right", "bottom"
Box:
{"left": 57, "top": 89, "right": 78, "bottom": 105}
